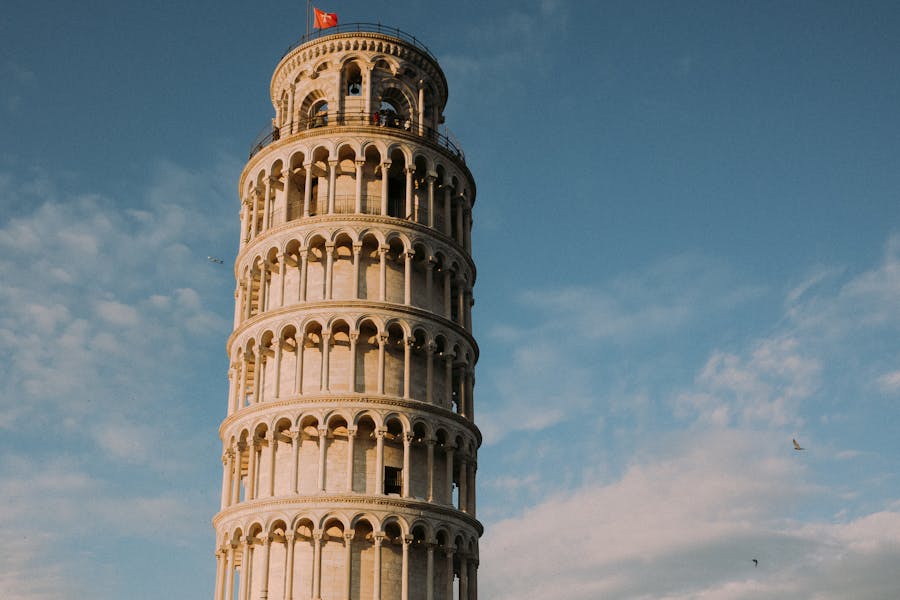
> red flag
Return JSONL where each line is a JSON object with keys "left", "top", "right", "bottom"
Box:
{"left": 314, "top": 7, "right": 338, "bottom": 29}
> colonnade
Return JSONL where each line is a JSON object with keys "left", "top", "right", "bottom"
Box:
{"left": 241, "top": 152, "right": 472, "bottom": 254}
{"left": 220, "top": 421, "right": 477, "bottom": 516}
{"left": 228, "top": 325, "right": 474, "bottom": 417}
{"left": 235, "top": 242, "right": 473, "bottom": 331}
{"left": 214, "top": 523, "right": 479, "bottom": 600}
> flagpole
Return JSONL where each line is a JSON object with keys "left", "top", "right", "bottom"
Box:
{"left": 306, "top": 0, "right": 310, "bottom": 38}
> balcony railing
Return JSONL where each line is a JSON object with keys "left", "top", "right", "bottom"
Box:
{"left": 281, "top": 23, "right": 439, "bottom": 63}
{"left": 249, "top": 110, "right": 465, "bottom": 163}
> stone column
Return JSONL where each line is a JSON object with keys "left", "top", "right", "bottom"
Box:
{"left": 327, "top": 160, "right": 338, "bottom": 214}
{"left": 459, "top": 457, "right": 470, "bottom": 512}
{"left": 404, "top": 166, "right": 414, "bottom": 219}
{"left": 250, "top": 189, "right": 259, "bottom": 238}
{"left": 468, "top": 461, "right": 477, "bottom": 517}
{"left": 355, "top": 159, "right": 365, "bottom": 213}
{"left": 445, "top": 445, "right": 455, "bottom": 505}
{"left": 425, "top": 341, "right": 435, "bottom": 404}
{"left": 312, "top": 530, "right": 323, "bottom": 600}
{"left": 349, "top": 332, "right": 359, "bottom": 392}
{"left": 401, "top": 535, "right": 413, "bottom": 600}
{"left": 258, "top": 535, "right": 272, "bottom": 600}
{"left": 464, "top": 206, "right": 472, "bottom": 254}
{"left": 244, "top": 270, "right": 253, "bottom": 320}
{"left": 380, "top": 161, "right": 391, "bottom": 215}
{"left": 352, "top": 243, "right": 362, "bottom": 298}
{"left": 317, "top": 427, "right": 328, "bottom": 492}
{"left": 238, "top": 537, "right": 251, "bottom": 600}
{"left": 278, "top": 253, "right": 286, "bottom": 308}
{"left": 221, "top": 449, "right": 233, "bottom": 509}
{"left": 324, "top": 243, "right": 335, "bottom": 300}
{"left": 295, "top": 332, "right": 305, "bottom": 394}
{"left": 444, "top": 547, "right": 455, "bottom": 600}
{"left": 378, "top": 246, "right": 388, "bottom": 301}
{"left": 443, "top": 270, "right": 452, "bottom": 319}
{"left": 426, "top": 174, "right": 436, "bottom": 228}
{"left": 266, "top": 431, "right": 277, "bottom": 497}
{"left": 426, "top": 438, "right": 435, "bottom": 502}
{"left": 455, "top": 195, "right": 464, "bottom": 245}
{"left": 252, "top": 349, "right": 263, "bottom": 404}
{"left": 273, "top": 338, "right": 283, "bottom": 399}
{"left": 417, "top": 83, "right": 425, "bottom": 135}
{"left": 224, "top": 544, "right": 236, "bottom": 600}
{"left": 344, "top": 531, "right": 355, "bottom": 599}
{"left": 262, "top": 177, "right": 271, "bottom": 231}
{"left": 290, "top": 430, "right": 300, "bottom": 494}
{"left": 214, "top": 548, "right": 224, "bottom": 600}
{"left": 443, "top": 353, "right": 455, "bottom": 409}
{"left": 403, "top": 337, "right": 413, "bottom": 399}
{"left": 283, "top": 532, "right": 296, "bottom": 600}
{"left": 459, "top": 555, "right": 468, "bottom": 600}
{"left": 425, "top": 542, "right": 435, "bottom": 600}
{"left": 372, "top": 532, "right": 385, "bottom": 600}
{"left": 402, "top": 432, "right": 413, "bottom": 497}
{"left": 404, "top": 250, "right": 414, "bottom": 305}
{"left": 346, "top": 427, "right": 357, "bottom": 492}
{"left": 287, "top": 85, "right": 295, "bottom": 133}
{"left": 247, "top": 437, "right": 259, "bottom": 500}
{"left": 303, "top": 163, "right": 312, "bottom": 217}
{"left": 375, "top": 428, "right": 386, "bottom": 493}
{"left": 377, "top": 333, "right": 387, "bottom": 395}
{"left": 321, "top": 330, "right": 332, "bottom": 392}
{"left": 425, "top": 257, "right": 435, "bottom": 311}
{"left": 299, "top": 249, "right": 309, "bottom": 302}
{"left": 231, "top": 442, "right": 243, "bottom": 505}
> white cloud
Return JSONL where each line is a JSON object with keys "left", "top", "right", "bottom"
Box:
{"left": 480, "top": 429, "right": 899, "bottom": 600}
{"left": 877, "top": 370, "right": 900, "bottom": 394}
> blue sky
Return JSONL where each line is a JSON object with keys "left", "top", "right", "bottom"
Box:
{"left": 2, "top": 1, "right": 899, "bottom": 598}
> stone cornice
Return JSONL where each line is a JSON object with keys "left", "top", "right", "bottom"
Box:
{"left": 212, "top": 493, "right": 483, "bottom": 536}
{"left": 217, "top": 394, "right": 482, "bottom": 447}
{"left": 271, "top": 32, "right": 448, "bottom": 111}
{"left": 239, "top": 126, "right": 474, "bottom": 200}
{"left": 226, "top": 299, "right": 479, "bottom": 362}
{"left": 235, "top": 210, "right": 476, "bottom": 280}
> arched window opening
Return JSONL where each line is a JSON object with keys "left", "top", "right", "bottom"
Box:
{"left": 311, "top": 100, "right": 328, "bottom": 127}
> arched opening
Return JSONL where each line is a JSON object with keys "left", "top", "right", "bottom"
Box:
{"left": 356, "top": 320, "right": 379, "bottom": 393}
{"left": 298, "top": 416, "right": 320, "bottom": 493}
{"left": 309, "top": 147, "right": 330, "bottom": 215}
{"left": 301, "top": 321, "right": 324, "bottom": 394}
{"left": 321, "top": 518, "right": 348, "bottom": 597}
{"left": 332, "top": 232, "right": 355, "bottom": 298}
{"left": 409, "top": 328, "right": 428, "bottom": 402}
{"left": 325, "top": 415, "right": 350, "bottom": 492}
{"left": 409, "top": 422, "right": 429, "bottom": 500}
{"left": 383, "top": 417, "right": 405, "bottom": 496}
{"left": 306, "top": 236, "right": 327, "bottom": 301}
{"left": 330, "top": 320, "right": 352, "bottom": 392}
{"left": 385, "top": 237, "right": 405, "bottom": 305}
{"left": 358, "top": 234, "right": 380, "bottom": 301}
{"left": 384, "top": 322, "right": 405, "bottom": 397}
{"left": 386, "top": 148, "right": 407, "bottom": 218}
{"left": 362, "top": 145, "right": 382, "bottom": 214}
{"left": 286, "top": 152, "right": 306, "bottom": 221}
{"left": 335, "top": 145, "right": 357, "bottom": 214}
{"left": 353, "top": 416, "right": 377, "bottom": 493}
{"left": 350, "top": 519, "right": 375, "bottom": 600}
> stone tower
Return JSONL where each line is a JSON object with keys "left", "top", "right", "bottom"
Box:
{"left": 213, "top": 25, "right": 481, "bottom": 600}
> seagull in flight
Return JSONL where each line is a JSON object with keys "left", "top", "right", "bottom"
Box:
{"left": 752, "top": 558, "right": 758, "bottom": 567}
{"left": 207, "top": 256, "right": 224, "bottom": 264}
{"left": 793, "top": 438, "right": 805, "bottom": 451}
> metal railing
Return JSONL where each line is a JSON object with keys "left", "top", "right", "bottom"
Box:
{"left": 249, "top": 110, "right": 466, "bottom": 162}
{"left": 281, "top": 23, "right": 439, "bottom": 63}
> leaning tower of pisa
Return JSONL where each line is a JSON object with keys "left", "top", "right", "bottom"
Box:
{"left": 213, "top": 25, "right": 480, "bottom": 600}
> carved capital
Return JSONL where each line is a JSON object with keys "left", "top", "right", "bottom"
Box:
{"left": 343, "top": 531, "right": 355, "bottom": 542}
{"left": 373, "top": 531, "right": 386, "bottom": 545}
{"left": 404, "top": 432, "right": 414, "bottom": 445}
{"left": 347, "top": 426, "right": 358, "bottom": 438}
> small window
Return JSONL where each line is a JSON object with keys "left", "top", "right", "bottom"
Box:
{"left": 384, "top": 466, "right": 402, "bottom": 495}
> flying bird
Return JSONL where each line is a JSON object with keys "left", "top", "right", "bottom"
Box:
{"left": 793, "top": 438, "right": 804, "bottom": 451}
{"left": 752, "top": 558, "right": 758, "bottom": 567}
{"left": 207, "top": 256, "right": 224, "bottom": 264}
